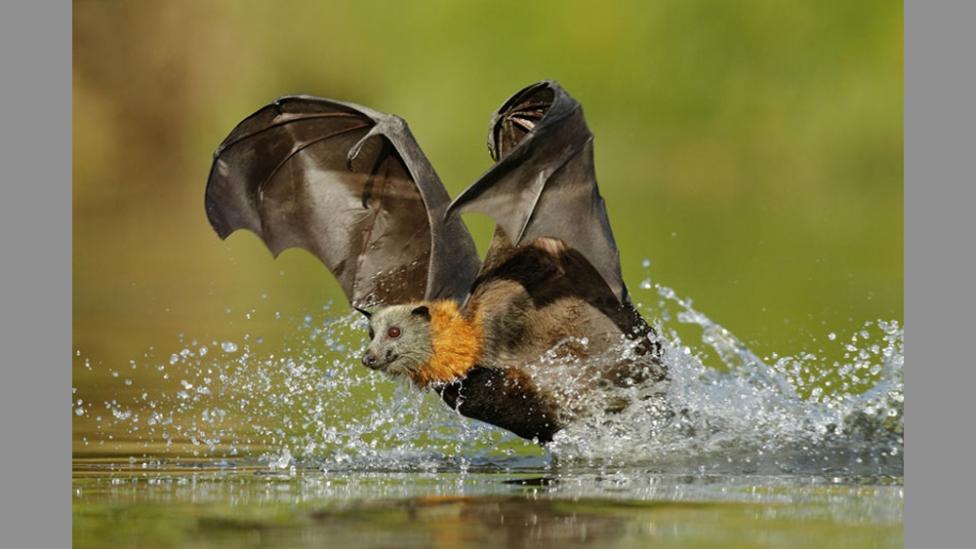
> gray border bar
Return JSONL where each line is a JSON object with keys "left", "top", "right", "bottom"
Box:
{"left": 2, "top": 0, "right": 974, "bottom": 545}
{"left": 0, "top": 1, "right": 71, "bottom": 547}
{"left": 905, "top": 1, "right": 975, "bottom": 546}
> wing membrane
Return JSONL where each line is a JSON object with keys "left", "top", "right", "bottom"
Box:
{"left": 206, "top": 96, "right": 479, "bottom": 307}
{"left": 447, "top": 81, "right": 628, "bottom": 303}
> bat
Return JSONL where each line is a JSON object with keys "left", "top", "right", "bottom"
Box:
{"left": 206, "top": 81, "right": 667, "bottom": 443}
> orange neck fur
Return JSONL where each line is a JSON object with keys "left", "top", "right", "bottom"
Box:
{"left": 410, "top": 300, "right": 483, "bottom": 387}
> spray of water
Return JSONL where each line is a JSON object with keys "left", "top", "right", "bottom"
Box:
{"left": 72, "top": 267, "right": 903, "bottom": 476}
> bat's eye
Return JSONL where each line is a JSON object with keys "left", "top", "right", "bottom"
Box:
{"left": 387, "top": 326, "right": 401, "bottom": 339}
{"left": 368, "top": 328, "right": 375, "bottom": 339}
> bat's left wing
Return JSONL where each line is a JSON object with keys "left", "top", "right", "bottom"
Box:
{"left": 206, "top": 96, "right": 480, "bottom": 308}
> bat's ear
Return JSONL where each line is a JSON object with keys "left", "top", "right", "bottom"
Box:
{"left": 410, "top": 305, "right": 431, "bottom": 321}
{"left": 353, "top": 306, "right": 373, "bottom": 319}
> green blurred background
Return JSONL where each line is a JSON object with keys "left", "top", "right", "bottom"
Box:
{"left": 73, "top": 0, "right": 902, "bottom": 419}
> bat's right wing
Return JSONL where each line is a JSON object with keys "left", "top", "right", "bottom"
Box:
{"left": 206, "top": 96, "right": 480, "bottom": 308}
{"left": 447, "top": 82, "right": 665, "bottom": 388}
{"left": 446, "top": 81, "right": 629, "bottom": 304}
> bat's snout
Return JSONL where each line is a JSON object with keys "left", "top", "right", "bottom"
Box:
{"left": 361, "top": 351, "right": 379, "bottom": 369}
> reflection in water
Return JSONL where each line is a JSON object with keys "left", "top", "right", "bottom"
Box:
{"left": 73, "top": 467, "right": 902, "bottom": 548}
{"left": 311, "top": 496, "right": 635, "bottom": 549}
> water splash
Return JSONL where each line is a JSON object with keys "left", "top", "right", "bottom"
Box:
{"left": 548, "top": 282, "right": 903, "bottom": 475}
{"left": 73, "top": 273, "right": 903, "bottom": 476}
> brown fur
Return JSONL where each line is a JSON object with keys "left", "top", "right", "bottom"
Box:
{"left": 440, "top": 366, "right": 562, "bottom": 442}
{"left": 409, "top": 300, "right": 484, "bottom": 387}
{"left": 381, "top": 234, "right": 667, "bottom": 442}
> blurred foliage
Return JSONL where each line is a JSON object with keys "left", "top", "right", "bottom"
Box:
{"left": 73, "top": 1, "right": 901, "bottom": 400}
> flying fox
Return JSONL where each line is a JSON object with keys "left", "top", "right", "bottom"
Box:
{"left": 205, "top": 81, "right": 668, "bottom": 443}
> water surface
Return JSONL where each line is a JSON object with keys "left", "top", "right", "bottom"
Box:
{"left": 73, "top": 462, "right": 902, "bottom": 548}
{"left": 73, "top": 280, "right": 903, "bottom": 547}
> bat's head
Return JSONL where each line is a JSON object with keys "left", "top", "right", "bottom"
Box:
{"left": 356, "top": 304, "right": 434, "bottom": 378}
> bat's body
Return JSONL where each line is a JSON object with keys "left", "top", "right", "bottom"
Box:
{"left": 206, "top": 81, "right": 668, "bottom": 443}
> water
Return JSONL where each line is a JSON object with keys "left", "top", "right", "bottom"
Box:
{"left": 73, "top": 466, "right": 901, "bottom": 548}
{"left": 72, "top": 270, "right": 903, "bottom": 547}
